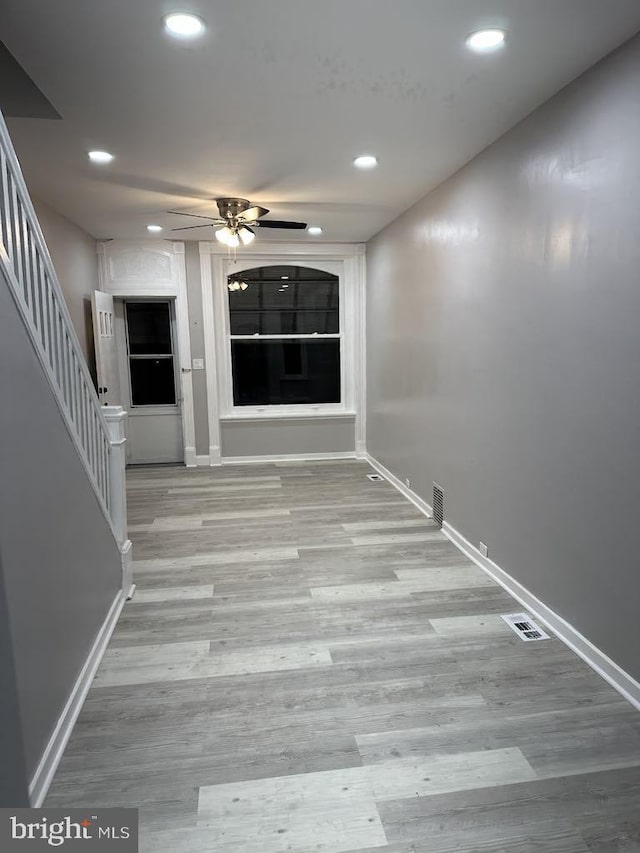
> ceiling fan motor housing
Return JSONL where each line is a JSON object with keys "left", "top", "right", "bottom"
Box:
{"left": 217, "top": 197, "right": 252, "bottom": 219}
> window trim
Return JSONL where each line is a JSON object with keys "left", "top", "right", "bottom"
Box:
{"left": 200, "top": 241, "right": 366, "bottom": 464}
{"left": 217, "top": 259, "right": 352, "bottom": 419}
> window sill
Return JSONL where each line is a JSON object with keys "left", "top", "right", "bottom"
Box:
{"left": 128, "top": 405, "right": 181, "bottom": 416}
{"left": 220, "top": 409, "right": 356, "bottom": 422}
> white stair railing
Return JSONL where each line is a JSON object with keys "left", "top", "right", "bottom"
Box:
{"left": 0, "top": 110, "right": 124, "bottom": 542}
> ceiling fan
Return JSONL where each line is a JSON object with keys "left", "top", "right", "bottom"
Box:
{"left": 167, "top": 197, "right": 307, "bottom": 247}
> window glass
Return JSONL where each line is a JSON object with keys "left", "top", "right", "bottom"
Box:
{"left": 231, "top": 340, "right": 340, "bottom": 406}
{"left": 227, "top": 266, "right": 341, "bottom": 407}
{"left": 228, "top": 267, "right": 339, "bottom": 335}
{"left": 126, "top": 302, "right": 172, "bottom": 354}
{"left": 129, "top": 358, "right": 176, "bottom": 405}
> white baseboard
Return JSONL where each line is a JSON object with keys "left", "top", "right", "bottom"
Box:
{"left": 365, "top": 452, "right": 640, "bottom": 713}
{"left": 210, "top": 445, "right": 222, "bottom": 466}
{"left": 29, "top": 588, "right": 128, "bottom": 806}
{"left": 222, "top": 451, "right": 358, "bottom": 465}
{"left": 195, "top": 455, "right": 211, "bottom": 467}
{"left": 442, "top": 521, "right": 640, "bottom": 712}
{"left": 365, "top": 454, "right": 433, "bottom": 518}
{"left": 184, "top": 446, "right": 197, "bottom": 468}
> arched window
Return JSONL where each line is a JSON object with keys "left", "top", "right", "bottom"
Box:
{"left": 226, "top": 265, "right": 340, "bottom": 407}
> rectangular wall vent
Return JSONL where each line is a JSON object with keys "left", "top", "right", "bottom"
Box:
{"left": 432, "top": 483, "right": 444, "bottom": 527}
{"left": 501, "top": 613, "right": 550, "bottom": 642}
{"left": 367, "top": 473, "right": 384, "bottom": 482}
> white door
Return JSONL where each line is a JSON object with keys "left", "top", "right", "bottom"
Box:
{"left": 91, "top": 290, "right": 119, "bottom": 405}
{"left": 115, "top": 299, "right": 184, "bottom": 465}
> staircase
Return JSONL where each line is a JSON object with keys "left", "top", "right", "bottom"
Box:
{"left": 0, "top": 110, "right": 131, "bottom": 576}
{"left": 0, "top": 108, "right": 131, "bottom": 807}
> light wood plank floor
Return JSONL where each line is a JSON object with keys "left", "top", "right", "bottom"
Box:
{"left": 46, "top": 461, "right": 640, "bottom": 852}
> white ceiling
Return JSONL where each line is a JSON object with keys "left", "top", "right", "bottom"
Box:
{"left": 3, "top": 0, "right": 640, "bottom": 243}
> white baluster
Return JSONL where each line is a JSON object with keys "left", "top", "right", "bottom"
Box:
{"left": 1, "top": 151, "right": 12, "bottom": 262}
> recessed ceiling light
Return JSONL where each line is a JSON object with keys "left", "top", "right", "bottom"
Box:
{"left": 88, "top": 150, "right": 113, "bottom": 164}
{"left": 163, "top": 12, "right": 206, "bottom": 38}
{"left": 280, "top": 275, "right": 289, "bottom": 280}
{"left": 307, "top": 226, "right": 323, "bottom": 236}
{"left": 281, "top": 284, "right": 289, "bottom": 288}
{"left": 147, "top": 224, "right": 163, "bottom": 233}
{"left": 353, "top": 154, "right": 378, "bottom": 169}
{"left": 466, "top": 29, "right": 506, "bottom": 52}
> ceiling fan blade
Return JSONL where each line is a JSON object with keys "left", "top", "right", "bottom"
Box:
{"left": 256, "top": 220, "right": 307, "bottom": 229}
{"left": 170, "top": 223, "right": 215, "bottom": 231}
{"left": 167, "top": 210, "right": 222, "bottom": 222}
{"left": 238, "top": 205, "right": 270, "bottom": 222}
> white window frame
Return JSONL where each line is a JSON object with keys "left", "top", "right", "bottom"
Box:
{"left": 220, "top": 258, "right": 349, "bottom": 418}
{"left": 200, "top": 241, "right": 366, "bottom": 464}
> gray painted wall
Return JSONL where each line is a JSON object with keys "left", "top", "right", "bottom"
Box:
{"left": 366, "top": 35, "right": 640, "bottom": 681}
{"left": 33, "top": 196, "right": 98, "bottom": 369}
{"left": 0, "top": 550, "right": 29, "bottom": 806}
{"left": 221, "top": 417, "right": 356, "bottom": 459}
{"left": 0, "top": 270, "right": 122, "bottom": 779}
{"left": 184, "top": 242, "right": 210, "bottom": 456}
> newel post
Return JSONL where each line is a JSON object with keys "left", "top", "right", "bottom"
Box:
{"left": 103, "top": 406, "right": 134, "bottom": 598}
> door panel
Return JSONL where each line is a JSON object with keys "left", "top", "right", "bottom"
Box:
{"left": 126, "top": 411, "right": 184, "bottom": 465}
{"left": 91, "top": 290, "right": 119, "bottom": 404}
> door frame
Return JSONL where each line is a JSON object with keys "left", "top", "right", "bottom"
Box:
{"left": 115, "top": 298, "right": 184, "bottom": 464}
{"left": 97, "top": 241, "right": 197, "bottom": 466}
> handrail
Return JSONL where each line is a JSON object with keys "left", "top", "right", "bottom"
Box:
{"left": 0, "top": 109, "right": 115, "bottom": 529}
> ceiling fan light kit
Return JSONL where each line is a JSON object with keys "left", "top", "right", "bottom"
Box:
{"left": 215, "top": 227, "right": 240, "bottom": 248}
{"left": 238, "top": 225, "right": 255, "bottom": 245}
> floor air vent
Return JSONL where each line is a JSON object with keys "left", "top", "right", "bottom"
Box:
{"left": 501, "top": 613, "right": 550, "bottom": 642}
{"left": 367, "top": 473, "right": 384, "bottom": 482}
{"left": 432, "top": 483, "right": 444, "bottom": 527}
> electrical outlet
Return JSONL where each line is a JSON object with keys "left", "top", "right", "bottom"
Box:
{"left": 405, "top": 478, "right": 411, "bottom": 489}
{"left": 479, "top": 541, "right": 489, "bottom": 558}
{"left": 192, "top": 358, "right": 204, "bottom": 370}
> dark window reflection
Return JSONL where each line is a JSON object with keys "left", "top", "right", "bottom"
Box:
{"left": 129, "top": 358, "right": 176, "bottom": 405}
{"left": 231, "top": 340, "right": 340, "bottom": 406}
{"left": 228, "top": 266, "right": 339, "bottom": 335}
{"left": 127, "top": 302, "right": 172, "bottom": 354}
